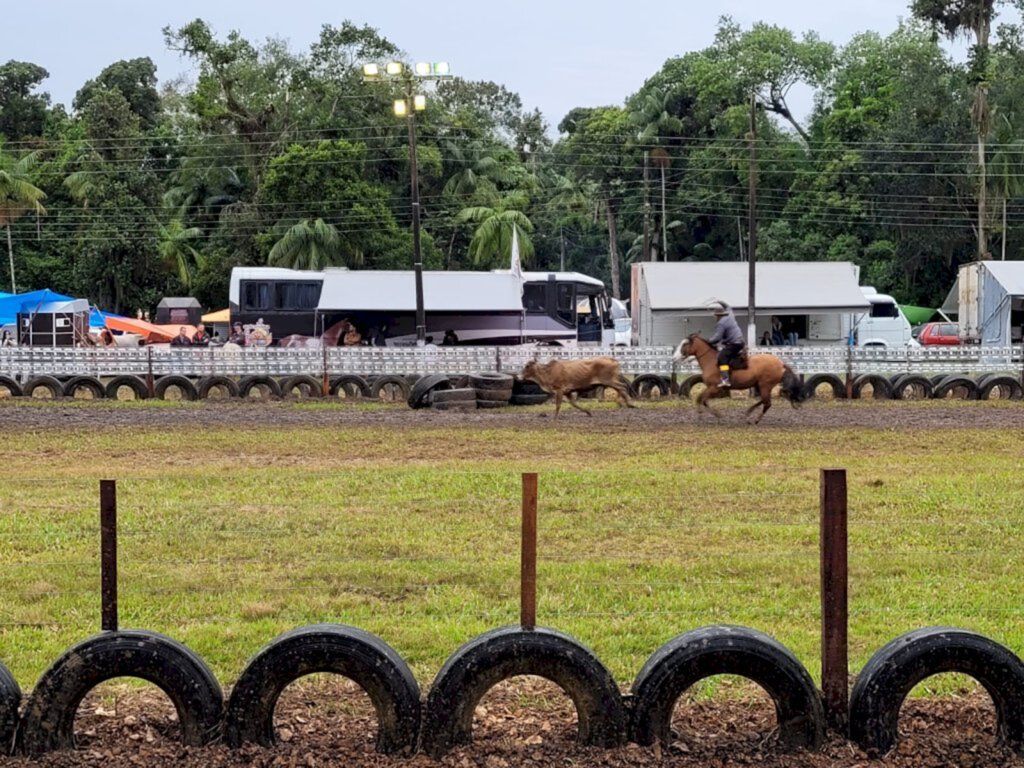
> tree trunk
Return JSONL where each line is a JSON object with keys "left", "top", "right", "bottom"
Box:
{"left": 6, "top": 225, "right": 15, "bottom": 294}
{"left": 1003, "top": 196, "right": 1008, "bottom": 261}
{"left": 660, "top": 165, "right": 668, "bottom": 260}
{"left": 978, "top": 125, "right": 988, "bottom": 260}
{"left": 604, "top": 197, "right": 621, "bottom": 299}
{"left": 973, "top": 19, "right": 992, "bottom": 261}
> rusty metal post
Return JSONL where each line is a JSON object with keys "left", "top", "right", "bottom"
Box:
{"left": 845, "top": 344, "right": 854, "bottom": 399}
{"left": 146, "top": 346, "right": 155, "bottom": 398}
{"left": 820, "top": 468, "right": 848, "bottom": 733}
{"left": 100, "top": 479, "right": 118, "bottom": 632}
{"left": 322, "top": 322, "right": 330, "bottom": 397}
{"left": 521, "top": 472, "right": 538, "bottom": 630}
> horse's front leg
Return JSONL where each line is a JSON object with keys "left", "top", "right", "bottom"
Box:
{"left": 698, "top": 385, "right": 722, "bottom": 419}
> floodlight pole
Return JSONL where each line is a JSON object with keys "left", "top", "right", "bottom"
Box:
{"left": 404, "top": 81, "right": 427, "bottom": 345}
{"left": 747, "top": 93, "right": 758, "bottom": 348}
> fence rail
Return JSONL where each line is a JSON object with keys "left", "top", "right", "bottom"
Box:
{"left": 0, "top": 344, "right": 1021, "bottom": 380}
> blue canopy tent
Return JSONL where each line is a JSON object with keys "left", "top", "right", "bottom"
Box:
{"left": 0, "top": 290, "right": 74, "bottom": 326}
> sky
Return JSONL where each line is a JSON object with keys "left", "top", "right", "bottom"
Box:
{"left": 8, "top": 0, "right": 967, "bottom": 132}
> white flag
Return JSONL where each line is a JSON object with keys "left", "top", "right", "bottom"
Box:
{"left": 510, "top": 226, "right": 523, "bottom": 283}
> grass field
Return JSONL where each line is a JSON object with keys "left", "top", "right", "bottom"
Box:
{"left": 1, "top": 399, "right": 1023, "bottom": 699}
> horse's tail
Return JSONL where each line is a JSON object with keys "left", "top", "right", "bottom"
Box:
{"left": 780, "top": 364, "right": 808, "bottom": 405}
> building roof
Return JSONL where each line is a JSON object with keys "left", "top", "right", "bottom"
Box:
{"left": 637, "top": 261, "right": 870, "bottom": 314}
{"left": 157, "top": 297, "right": 202, "bottom": 309}
{"left": 317, "top": 271, "right": 524, "bottom": 312}
{"left": 521, "top": 271, "right": 605, "bottom": 288}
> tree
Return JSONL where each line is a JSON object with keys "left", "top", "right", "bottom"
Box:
{"left": 989, "top": 114, "right": 1024, "bottom": 259}
{"left": 158, "top": 219, "right": 204, "bottom": 290}
{"left": 0, "top": 147, "right": 46, "bottom": 292}
{"left": 0, "top": 61, "right": 50, "bottom": 139}
{"left": 74, "top": 58, "right": 161, "bottom": 127}
{"left": 441, "top": 139, "right": 517, "bottom": 199}
{"left": 629, "top": 85, "right": 684, "bottom": 259}
{"left": 458, "top": 193, "right": 535, "bottom": 268}
{"left": 268, "top": 218, "right": 347, "bottom": 270}
{"left": 912, "top": 0, "right": 999, "bottom": 260}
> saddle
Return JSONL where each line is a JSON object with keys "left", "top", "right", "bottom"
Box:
{"left": 728, "top": 348, "right": 749, "bottom": 371}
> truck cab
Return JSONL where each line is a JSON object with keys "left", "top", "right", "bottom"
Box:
{"left": 852, "top": 288, "right": 918, "bottom": 348}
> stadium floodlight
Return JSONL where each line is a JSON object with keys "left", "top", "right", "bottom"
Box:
{"left": 386, "top": 61, "right": 403, "bottom": 75}
{"left": 362, "top": 63, "right": 379, "bottom": 79}
{"left": 394, "top": 99, "right": 408, "bottom": 117}
{"left": 414, "top": 94, "right": 427, "bottom": 111}
{"left": 415, "top": 62, "right": 431, "bottom": 76}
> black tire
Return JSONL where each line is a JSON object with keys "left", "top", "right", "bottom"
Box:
{"left": 0, "top": 660, "right": 20, "bottom": 756}
{"left": 930, "top": 374, "right": 949, "bottom": 388}
{"left": 512, "top": 379, "right": 546, "bottom": 397}
{"left": 803, "top": 373, "right": 846, "bottom": 400}
{"left": 224, "top": 624, "right": 420, "bottom": 755}
{"left": 280, "top": 375, "right": 324, "bottom": 399}
{"left": 849, "top": 627, "right": 1024, "bottom": 757}
{"left": 155, "top": 375, "right": 198, "bottom": 401}
{"left": 18, "top": 630, "right": 223, "bottom": 756}
{"left": 0, "top": 375, "right": 22, "bottom": 399}
{"left": 432, "top": 401, "right": 478, "bottom": 411}
{"left": 475, "top": 388, "right": 513, "bottom": 402}
{"left": 510, "top": 394, "right": 550, "bottom": 406}
{"left": 238, "top": 375, "right": 282, "bottom": 400}
{"left": 978, "top": 375, "right": 1023, "bottom": 401}
{"left": 408, "top": 374, "right": 452, "bottom": 409}
{"left": 330, "top": 374, "right": 370, "bottom": 401}
{"left": 469, "top": 372, "right": 515, "bottom": 391}
{"left": 369, "top": 375, "right": 410, "bottom": 403}
{"left": 932, "top": 375, "right": 979, "bottom": 400}
{"left": 891, "top": 374, "right": 933, "bottom": 401}
{"left": 62, "top": 376, "right": 106, "bottom": 400}
{"left": 630, "top": 625, "right": 824, "bottom": 751}
{"left": 22, "top": 376, "right": 63, "bottom": 400}
{"left": 197, "top": 376, "right": 239, "bottom": 400}
{"left": 105, "top": 375, "right": 149, "bottom": 401}
{"left": 448, "top": 375, "right": 470, "bottom": 389}
{"left": 677, "top": 374, "right": 706, "bottom": 400}
{"left": 431, "top": 388, "right": 477, "bottom": 404}
{"left": 420, "top": 626, "right": 626, "bottom": 758}
{"left": 632, "top": 374, "right": 671, "bottom": 400}
{"left": 477, "top": 400, "right": 508, "bottom": 409}
{"left": 853, "top": 374, "right": 893, "bottom": 400}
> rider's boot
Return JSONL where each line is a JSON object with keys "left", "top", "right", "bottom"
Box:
{"left": 719, "top": 365, "right": 731, "bottom": 387}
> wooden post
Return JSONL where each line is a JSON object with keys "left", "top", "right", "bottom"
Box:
{"left": 521, "top": 472, "right": 538, "bottom": 630}
{"left": 146, "top": 346, "right": 155, "bottom": 398}
{"left": 820, "top": 468, "right": 849, "bottom": 733}
{"left": 100, "top": 480, "right": 118, "bottom": 632}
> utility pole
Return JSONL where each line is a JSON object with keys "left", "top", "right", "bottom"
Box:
{"left": 406, "top": 81, "right": 426, "bottom": 345}
{"left": 643, "top": 150, "right": 652, "bottom": 261}
{"left": 747, "top": 93, "right": 758, "bottom": 348}
{"left": 560, "top": 226, "right": 566, "bottom": 272}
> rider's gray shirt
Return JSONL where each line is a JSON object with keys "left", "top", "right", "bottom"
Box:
{"left": 708, "top": 312, "right": 745, "bottom": 346}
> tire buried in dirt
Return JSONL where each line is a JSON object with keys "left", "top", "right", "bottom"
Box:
{"left": 632, "top": 374, "right": 671, "bottom": 400}
{"left": 18, "top": 630, "right": 223, "bottom": 756}
{"left": 0, "top": 376, "right": 23, "bottom": 399}
{"left": 853, "top": 374, "right": 893, "bottom": 400}
{"left": 977, "top": 375, "right": 1023, "bottom": 401}
{"left": 197, "top": 376, "right": 239, "bottom": 399}
{"left": 154, "top": 375, "right": 198, "bottom": 401}
{"left": 280, "top": 375, "right": 324, "bottom": 399}
{"left": 420, "top": 626, "right": 627, "bottom": 758}
{"left": 678, "top": 374, "right": 706, "bottom": 400}
{"left": 369, "top": 375, "right": 410, "bottom": 402}
{"left": 22, "top": 376, "right": 63, "bottom": 400}
{"left": 891, "top": 374, "right": 933, "bottom": 400}
{"left": 237, "top": 375, "right": 282, "bottom": 400}
{"left": 330, "top": 374, "right": 370, "bottom": 401}
{"left": 0, "top": 659, "right": 20, "bottom": 756}
{"left": 932, "top": 375, "right": 979, "bottom": 400}
{"left": 408, "top": 374, "right": 452, "bottom": 409}
{"left": 104, "top": 375, "right": 149, "bottom": 401}
{"left": 469, "top": 373, "right": 515, "bottom": 391}
{"left": 802, "top": 373, "right": 846, "bottom": 400}
{"left": 630, "top": 625, "right": 825, "bottom": 751}
{"left": 849, "top": 627, "right": 1024, "bottom": 757}
{"left": 224, "top": 624, "right": 420, "bottom": 755}
{"left": 62, "top": 376, "right": 106, "bottom": 400}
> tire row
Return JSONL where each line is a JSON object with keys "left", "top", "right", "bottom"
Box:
{"left": 1, "top": 623, "right": 1022, "bottom": 758}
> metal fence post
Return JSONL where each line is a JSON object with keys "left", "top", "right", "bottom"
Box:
{"left": 100, "top": 479, "right": 118, "bottom": 632}
{"left": 521, "top": 472, "right": 538, "bottom": 630}
{"left": 820, "top": 468, "right": 849, "bottom": 734}
{"left": 146, "top": 346, "right": 155, "bottom": 398}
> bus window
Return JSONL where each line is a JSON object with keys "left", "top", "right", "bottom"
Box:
{"left": 523, "top": 284, "right": 547, "bottom": 314}
{"left": 556, "top": 284, "right": 575, "bottom": 324}
{"left": 243, "top": 282, "right": 272, "bottom": 311}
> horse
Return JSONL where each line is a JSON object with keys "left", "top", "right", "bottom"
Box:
{"left": 673, "top": 334, "right": 807, "bottom": 423}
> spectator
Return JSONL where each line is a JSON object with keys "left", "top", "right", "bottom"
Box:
{"left": 424, "top": 335, "right": 439, "bottom": 349}
{"left": 0, "top": 330, "right": 14, "bottom": 347}
{"left": 98, "top": 328, "right": 116, "bottom": 347}
{"left": 443, "top": 329, "right": 459, "bottom": 346}
{"left": 170, "top": 327, "right": 192, "bottom": 347}
{"left": 342, "top": 319, "right": 362, "bottom": 346}
{"left": 228, "top": 322, "right": 246, "bottom": 346}
{"left": 191, "top": 323, "right": 210, "bottom": 347}
{"left": 770, "top": 316, "right": 784, "bottom": 346}
{"left": 760, "top": 331, "right": 772, "bottom": 346}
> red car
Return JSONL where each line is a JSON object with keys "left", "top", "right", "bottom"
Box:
{"left": 918, "top": 322, "right": 961, "bottom": 345}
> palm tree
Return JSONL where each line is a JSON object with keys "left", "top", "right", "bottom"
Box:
{"left": 458, "top": 193, "right": 535, "bottom": 268}
{"left": 0, "top": 148, "right": 46, "bottom": 292}
{"left": 629, "top": 85, "right": 683, "bottom": 260}
{"left": 988, "top": 115, "right": 1024, "bottom": 260}
{"left": 269, "top": 218, "right": 350, "bottom": 271}
{"left": 158, "top": 219, "right": 205, "bottom": 291}
{"left": 442, "top": 139, "right": 516, "bottom": 200}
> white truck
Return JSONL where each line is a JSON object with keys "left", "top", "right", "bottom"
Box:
{"left": 846, "top": 287, "right": 918, "bottom": 348}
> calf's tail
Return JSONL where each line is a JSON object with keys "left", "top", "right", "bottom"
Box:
{"left": 780, "top": 365, "right": 808, "bottom": 405}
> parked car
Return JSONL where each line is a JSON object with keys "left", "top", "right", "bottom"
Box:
{"left": 918, "top": 322, "right": 960, "bottom": 346}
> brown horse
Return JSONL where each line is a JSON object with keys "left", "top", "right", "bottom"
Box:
{"left": 673, "top": 334, "right": 806, "bottom": 423}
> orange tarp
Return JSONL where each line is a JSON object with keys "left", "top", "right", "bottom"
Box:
{"left": 104, "top": 316, "right": 197, "bottom": 343}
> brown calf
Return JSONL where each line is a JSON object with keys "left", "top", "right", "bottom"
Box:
{"left": 520, "top": 357, "right": 636, "bottom": 418}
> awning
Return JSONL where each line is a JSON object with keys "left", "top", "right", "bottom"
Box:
{"left": 318, "top": 271, "right": 524, "bottom": 312}
{"left": 638, "top": 261, "right": 870, "bottom": 314}
{"left": 202, "top": 308, "right": 230, "bottom": 324}
{"left": 104, "top": 316, "right": 197, "bottom": 343}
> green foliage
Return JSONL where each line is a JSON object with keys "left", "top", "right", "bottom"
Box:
{"left": 74, "top": 58, "right": 160, "bottom": 127}
{"left": 0, "top": 61, "right": 50, "bottom": 140}
{"left": 458, "top": 192, "right": 535, "bottom": 268}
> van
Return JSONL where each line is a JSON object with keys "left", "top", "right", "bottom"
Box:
{"left": 848, "top": 288, "right": 918, "bottom": 348}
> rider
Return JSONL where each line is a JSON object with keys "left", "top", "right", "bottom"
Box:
{"left": 707, "top": 299, "right": 745, "bottom": 387}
